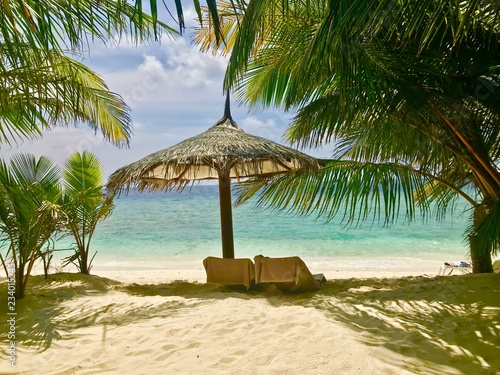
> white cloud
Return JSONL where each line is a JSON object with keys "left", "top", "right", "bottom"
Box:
{"left": 239, "top": 116, "right": 284, "bottom": 143}
{"left": 0, "top": 127, "right": 104, "bottom": 167}
{"left": 138, "top": 54, "right": 165, "bottom": 76}
{"left": 96, "top": 37, "right": 228, "bottom": 114}
{"left": 241, "top": 116, "right": 278, "bottom": 130}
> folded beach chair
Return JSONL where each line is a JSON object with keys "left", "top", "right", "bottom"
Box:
{"left": 254, "top": 255, "right": 326, "bottom": 293}
{"left": 438, "top": 261, "right": 472, "bottom": 276}
{"left": 203, "top": 256, "right": 256, "bottom": 290}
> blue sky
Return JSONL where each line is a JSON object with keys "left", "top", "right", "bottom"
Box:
{"left": 0, "top": 7, "right": 333, "bottom": 179}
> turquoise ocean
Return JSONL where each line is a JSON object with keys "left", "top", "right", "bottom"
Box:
{"left": 55, "top": 185, "right": 472, "bottom": 273}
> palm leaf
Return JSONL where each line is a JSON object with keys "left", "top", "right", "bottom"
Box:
{"left": 0, "top": 46, "right": 132, "bottom": 145}
{"left": 63, "top": 151, "right": 104, "bottom": 195}
{"left": 236, "top": 159, "right": 447, "bottom": 226}
{"left": 0, "top": 0, "right": 178, "bottom": 54}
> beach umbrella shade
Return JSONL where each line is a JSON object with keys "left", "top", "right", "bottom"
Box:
{"left": 106, "top": 95, "right": 320, "bottom": 259}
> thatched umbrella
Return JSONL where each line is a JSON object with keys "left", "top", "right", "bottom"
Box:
{"left": 106, "top": 95, "right": 320, "bottom": 259}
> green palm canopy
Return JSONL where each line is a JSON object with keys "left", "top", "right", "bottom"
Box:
{"left": 106, "top": 95, "right": 320, "bottom": 258}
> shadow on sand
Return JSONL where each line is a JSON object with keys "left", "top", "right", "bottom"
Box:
{"left": 0, "top": 272, "right": 498, "bottom": 374}
{"left": 311, "top": 274, "right": 500, "bottom": 375}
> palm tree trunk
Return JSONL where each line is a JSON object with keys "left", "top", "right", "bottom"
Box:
{"left": 80, "top": 251, "right": 90, "bottom": 274}
{"left": 15, "top": 267, "right": 26, "bottom": 299}
{"left": 469, "top": 204, "right": 494, "bottom": 273}
{"left": 433, "top": 106, "right": 500, "bottom": 200}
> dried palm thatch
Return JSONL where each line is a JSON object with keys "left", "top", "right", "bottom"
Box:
{"left": 106, "top": 95, "right": 320, "bottom": 258}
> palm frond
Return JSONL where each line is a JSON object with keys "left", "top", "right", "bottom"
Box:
{"left": 236, "top": 159, "right": 448, "bottom": 226}
{"left": 0, "top": 46, "right": 132, "bottom": 146}
{"left": 63, "top": 151, "right": 104, "bottom": 195}
{"left": 193, "top": 0, "right": 246, "bottom": 56}
{"left": 9, "top": 154, "right": 61, "bottom": 193}
{"left": 465, "top": 200, "right": 500, "bottom": 257}
{"left": 0, "top": 0, "right": 178, "bottom": 55}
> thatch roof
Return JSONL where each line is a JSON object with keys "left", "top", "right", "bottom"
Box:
{"left": 106, "top": 100, "right": 320, "bottom": 194}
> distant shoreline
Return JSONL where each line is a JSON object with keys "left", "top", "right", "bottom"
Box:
{"left": 24, "top": 256, "right": 477, "bottom": 285}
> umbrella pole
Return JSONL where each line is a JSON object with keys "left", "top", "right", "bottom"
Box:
{"left": 218, "top": 170, "right": 235, "bottom": 259}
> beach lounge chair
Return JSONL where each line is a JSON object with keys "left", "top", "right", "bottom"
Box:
{"left": 493, "top": 260, "right": 500, "bottom": 273}
{"left": 254, "top": 255, "right": 326, "bottom": 293}
{"left": 203, "top": 256, "right": 256, "bottom": 290}
{"left": 438, "top": 261, "right": 472, "bottom": 276}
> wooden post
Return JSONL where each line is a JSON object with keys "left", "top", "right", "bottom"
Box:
{"left": 218, "top": 169, "right": 235, "bottom": 258}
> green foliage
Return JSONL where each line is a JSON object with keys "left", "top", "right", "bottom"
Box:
{"left": 0, "top": 154, "right": 63, "bottom": 298}
{"left": 0, "top": 151, "right": 114, "bottom": 297}
{"left": 0, "top": 1, "right": 177, "bottom": 55}
{"left": 0, "top": 1, "right": 235, "bottom": 146}
{"left": 0, "top": 46, "right": 132, "bottom": 145}
{"left": 198, "top": 0, "right": 500, "bottom": 272}
{"left": 0, "top": 1, "right": 179, "bottom": 146}
{"left": 61, "top": 152, "right": 115, "bottom": 274}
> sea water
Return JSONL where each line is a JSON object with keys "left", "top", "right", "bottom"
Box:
{"left": 52, "top": 185, "right": 472, "bottom": 273}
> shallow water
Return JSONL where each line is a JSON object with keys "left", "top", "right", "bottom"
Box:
{"left": 53, "top": 185, "right": 471, "bottom": 271}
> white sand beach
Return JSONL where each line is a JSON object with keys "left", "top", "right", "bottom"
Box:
{"left": 1, "top": 267, "right": 499, "bottom": 375}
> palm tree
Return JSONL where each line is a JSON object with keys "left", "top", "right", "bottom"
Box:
{"left": 0, "top": 0, "right": 235, "bottom": 145}
{"left": 0, "top": 1, "right": 177, "bottom": 60}
{"left": 61, "top": 152, "right": 114, "bottom": 274}
{"left": 0, "top": 1, "right": 227, "bottom": 56}
{"left": 195, "top": 0, "right": 500, "bottom": 272}
{"left": 0, "top": 151, "right": 114, "bottom": 297}
{"left": 0, "top": 154, "right": 63, "bottom": 299}
{"left": 0, "top": 1, "right": 178, "bottom": 146}
{"left": 1, "top": 46, "right": 134, "bottom": 145}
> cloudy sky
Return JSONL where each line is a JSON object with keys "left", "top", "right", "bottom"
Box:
{"left": 0, "top": 7, "right": 333, "bottom": 179}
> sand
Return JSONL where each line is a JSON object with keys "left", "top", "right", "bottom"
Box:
{"left": 0, "top": 267, "right": 499, "bottom": 375}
